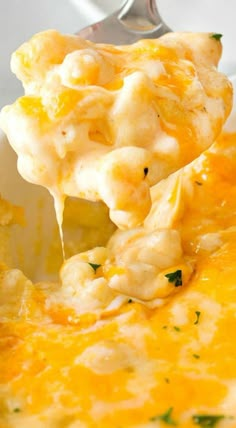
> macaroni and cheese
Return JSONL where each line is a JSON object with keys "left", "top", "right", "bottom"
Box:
{"left": 0, "top": 30, "right": 235, "bottom": 428}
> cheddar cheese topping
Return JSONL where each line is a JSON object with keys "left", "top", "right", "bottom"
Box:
{"left": 0, "top": 30, "right": 235, "bottom": 427}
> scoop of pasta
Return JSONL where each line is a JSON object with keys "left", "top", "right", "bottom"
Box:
{"left": 0, "top": 30, "right": 232, "bottom": 229}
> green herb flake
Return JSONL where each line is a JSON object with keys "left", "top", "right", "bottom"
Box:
{"left": 144, "top": 167, "right": 149, "bottom": 178}
{"left": 88, "top": 263, "right": 101, "bottom": 273}
{"left": 192, "top": 414, "right": 225, "bottom": 427}
{"left": 174, "top": 326, "right": 181, "bottom": 332}
{"left": 195, "top": 181, "right": 203, "bottom": 186}
{"left": 150, "top": 407, "right": 177, "bottom": 425}
{"left": 13, "top": 408, "right": 21, "bottom": 413}
{"left": 165, "top": 270, "right": 182, "bottom": 287}
{"left": 128, "top": 298, "right": 133, "bottom": 304}
{"left": 193, "top": 354, "right": 200, "bottom": 359}
{"left": 210, "top": 33, "right": 223, "bottom": 41}
{"left": 194, "top": 311, "right": 201, "bottom": 325}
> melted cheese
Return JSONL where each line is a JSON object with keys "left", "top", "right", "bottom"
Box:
{"left": 0, "top": 31, "right": 235, "bottom": 427}
{"left": 0, "top": 30, "right": 232, "bottom": 230}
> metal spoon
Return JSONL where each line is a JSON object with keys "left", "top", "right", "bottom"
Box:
{"left": 77, "top": 0, "right": 170, "bottom": 44}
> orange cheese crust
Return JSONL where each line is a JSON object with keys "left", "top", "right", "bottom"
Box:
{"left": 1, "top": 132, "right": 236, "bottom": 427}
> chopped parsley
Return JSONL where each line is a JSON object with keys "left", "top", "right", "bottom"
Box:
{"left": 192, "top": 414, "right": 225, "bottom": 427}
{"left": 210, "top": 33, "right": 223, "bottom": 41}
{"left": 128, "top": 298, "right": 133, "bottom": 304}
{"left": 193, "top": 354, "right": 200, "bottom": 359}
{"left": 173, "top": 326, "right": 181, "bottom": 332}
{"left": 165, "top": 270, "right": 182, "bottom": 287}
{"left": 195, "top": 181, "right": 203, "bottom": 186}
{"left": 194, "top": 311, "right": 201, "bottom": 325}
{"left": 150, "top": 407, "right": 177, "bottom": 425}
{"left": 13, "top": 408, "right": 21, "bottom": 413}
{"left": 144, "top": 167, "right": 149, "bottom": 178}
{"left": 88, "top": 263, "right": 101, "bottom": 273}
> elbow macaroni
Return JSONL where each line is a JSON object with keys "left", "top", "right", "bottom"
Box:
{"left": 0, "top": 30, "right": 232, "bottom": 306}
{"left": 0, "top": 30, "right": 232, "bottom": 230}
{"left": 60, "top": 228, "right": 193, "bottom": 309}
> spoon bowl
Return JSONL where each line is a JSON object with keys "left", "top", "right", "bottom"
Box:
{"left": 77, "top": 0, "right": 171, "bottom": 44}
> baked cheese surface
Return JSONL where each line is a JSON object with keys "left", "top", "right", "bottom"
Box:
{"left": 1, "top": 132, "right": 236, "bottom": 426}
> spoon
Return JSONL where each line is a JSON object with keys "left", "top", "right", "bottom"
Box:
{"left": 77, "top": 0, "right": 171, "bottom": 44}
